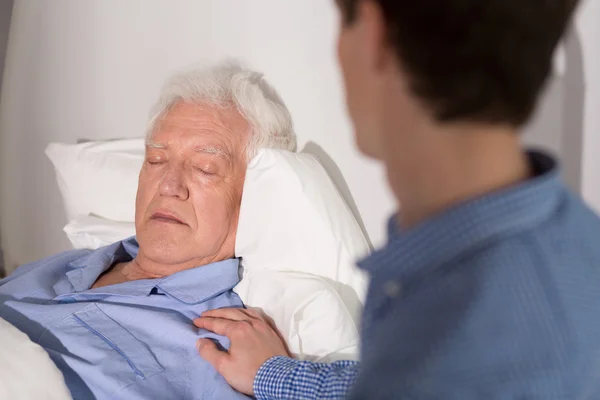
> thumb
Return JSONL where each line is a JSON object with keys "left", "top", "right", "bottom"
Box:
{"left": 197, "top": 338, "right": 228, "bottom": 373}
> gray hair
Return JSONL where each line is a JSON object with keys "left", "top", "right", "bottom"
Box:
{"left": 146, "top": 60, "right": 297, "bottom": 160}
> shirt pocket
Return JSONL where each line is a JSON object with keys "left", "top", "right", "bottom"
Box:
{"left": 39, "top": 303, "right": 164, "bottom": 395}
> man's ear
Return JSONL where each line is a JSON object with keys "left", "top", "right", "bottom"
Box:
{"left": 357, "top": 1, "right": 390, "bottom": 74}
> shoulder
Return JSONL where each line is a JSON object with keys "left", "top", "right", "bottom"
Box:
{"left": 358, "top": 195, "right": 600, "bottom": 398}
{"left": 438, "top": 193, "right": 600, "bottom": 347}
{"left": 456, "top": 189, "right": 600, "bottom": 298}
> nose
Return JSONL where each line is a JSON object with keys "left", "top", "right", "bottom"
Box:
{"left": 158, "top": 165, "right": 189, "bottom": 200}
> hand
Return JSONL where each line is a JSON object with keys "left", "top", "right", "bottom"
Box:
{"left": 194, "top": 307, "right": 291, "bottom": 396}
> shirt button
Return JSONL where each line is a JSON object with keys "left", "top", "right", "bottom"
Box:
{"left": 383, "top": 281, "right": 402, "bottom": 298}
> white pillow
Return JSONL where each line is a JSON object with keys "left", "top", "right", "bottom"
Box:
{"left": 45, "top": 139, "right": 145, "bottom": 222}
{"left": 0, "top": 318, "right": 72, "bottom": 399}
{"left": 235, "top": 149, "right": 370, "bottom": 322}
{"left": 64, "top": 215, "right": 136, "bottom": 249}
{"left": 234, "top": 269, "right": 359, "bottom": 362}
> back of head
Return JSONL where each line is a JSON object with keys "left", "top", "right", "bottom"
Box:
{"left": 338, "top": 0, "right": 580, "bottom": 127}
{"left": 147, "top": 60, "right": 297, "bottom": 160}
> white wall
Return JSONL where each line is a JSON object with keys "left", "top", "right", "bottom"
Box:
{"left": 576, "top": 0, "right": 600, "bottom": 212}
{"left": 523, "top": 0, "right": 600, "bottom": 210}
{"left": 0, "top": 0, "right": 597, "bottom": 272}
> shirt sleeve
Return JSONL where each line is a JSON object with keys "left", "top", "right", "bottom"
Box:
{"left": 0, "top": 249, "right": 88, "bottom": 287}
{"left": 0, "top": 258, "right": 43, "bottom": 286}
{"left": 253, "top": 356, "right": 359, "bottom": 400}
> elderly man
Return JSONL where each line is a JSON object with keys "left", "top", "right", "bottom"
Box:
{"left": 0, "top": 62, "right": 295, "bottom": 399}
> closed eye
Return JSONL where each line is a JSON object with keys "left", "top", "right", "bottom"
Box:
{"left": 147, "top": 160, "right": 166, "bottom": 166}
{"left": 192, "top": 166, "right": 216, "bottom": 176}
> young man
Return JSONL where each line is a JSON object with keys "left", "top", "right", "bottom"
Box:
{"left": 196, "top": 0, "right": 600, "bottom": 399}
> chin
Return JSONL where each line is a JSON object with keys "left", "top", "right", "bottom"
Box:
{"left": 137, "top": 231, "right": 186, "bottom": 263}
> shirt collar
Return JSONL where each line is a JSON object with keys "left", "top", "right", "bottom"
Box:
{"left": 155, "top": 258, "right": 240, "bottom": 304}
{"left": 57, "top": 237, "right": 240, "bottom": 304}
{"left": 359, "top": 150, "right": 565, "bottom": 281}
{"left": 62, "top": 239, "right": 135, "bottom": 293}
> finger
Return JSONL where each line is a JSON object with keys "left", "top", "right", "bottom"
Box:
{"left": 201, "top": 308, "right": 256, "bottom": 321}
{"left": 246, "top": 306, "right": 267, "bottom": 318}
{"left": 234, "top": 309, "right": 281, "bottom": 333}
{"left": 261, "top": 313, "right": 277, "bottom": 330}
{"left": 245, "top": 307, "right": 278, "bottom": 333}
{"left": 267, "top": 319, "right": 291, "bottom": 356}
{"left": 193, "top": 317, "right": 236, "bottom": 336}
{"left": 197, "top": 338, "right": 229, "bottom": 373}
{"left": 236, "top": 308, "right": 264, "bottom": 321}
{"left": 252, "top": 310, "right": 292, "bottom": 356}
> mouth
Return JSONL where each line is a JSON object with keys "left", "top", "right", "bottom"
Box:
{"left": 150, "top": 211, "right": 187, "bottom": 225}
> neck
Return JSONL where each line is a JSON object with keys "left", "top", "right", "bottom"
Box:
{"left": 383, "top": 121, "right": 529, "bottom": 229}
{"left": 128, "top": 249, "right": 229, "bottom": 280}
{"left": 92, "top": 250, "right": 231, "bottom": 289}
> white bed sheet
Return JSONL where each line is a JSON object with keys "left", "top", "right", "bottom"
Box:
{"left": 0, "top": 318, "right": 72, "bottom": 400}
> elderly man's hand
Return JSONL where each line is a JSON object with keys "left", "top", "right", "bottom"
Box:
{"left": 194, "top": 308, "right": 291, "bottom": 396}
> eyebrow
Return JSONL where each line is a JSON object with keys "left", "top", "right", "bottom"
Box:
{"left": 195, "top": 146, "right": 230, "bottom": 159}
{"left": 146, "top": 140, "right": 165, "bottom": 149}
{"left": 145, "top": 140, "right": 230, "bottom": 159}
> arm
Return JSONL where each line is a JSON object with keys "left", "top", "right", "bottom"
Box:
{"left": 254, "top": 356, "right": 359, "bottom": 400}
{"left": 0, "top": 249, "right": 89, "bottom": 287}
{"left": 194, "top": 308, "right": 359, "bottom": 399}
{"left": 0, "top": 260, "right": 42, "bottom": 286}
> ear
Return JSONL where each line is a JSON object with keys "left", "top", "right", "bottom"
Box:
{"left": 357, "top": 1, "right": 390, "bottom": 74}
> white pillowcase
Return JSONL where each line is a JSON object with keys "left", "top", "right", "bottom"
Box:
{"left": 64, "top": 215, "right": 136, "bottom": 250}
{"left": 235, "top": 149, "right": 370, "bottom": 323}
{"left": 45, "top": 140, "right": 144, "bottom": 222}
{"left": 234, "top": 269, "right": 359, "bottom": 362}
{"left": 0, "top": 318, "right": 72, "bottom": 400}
{"left": 50, "top": 140, "right": 370, "bottom": 361}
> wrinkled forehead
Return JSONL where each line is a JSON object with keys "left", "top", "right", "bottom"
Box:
{"left": 149, "top": 102, "right": 250, "bottom": 160}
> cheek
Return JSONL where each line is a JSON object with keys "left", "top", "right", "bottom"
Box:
{"left": 337, "top": 32, "right": 352, "bottom": 88}
{"left": 191, "top": 176, "right": 243, "bottom": 230}
{"left": 190, "top": 184, "right": 236, "bottom": 228}
{"left": 338, "top": 31, "right": 365, "bottom": 115}
{"left": 135, "top": 171, "right": 156, "bottom": 217}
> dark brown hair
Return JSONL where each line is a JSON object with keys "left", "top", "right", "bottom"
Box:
{"left": 339, "top": 0, "right": 579, "bottom": 127}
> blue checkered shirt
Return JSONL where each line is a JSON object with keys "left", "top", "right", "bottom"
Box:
{"left": 254, "top": 356, "right": 359, "bottom": 399}
{"left": 255, "top": 150, "right": 600, "bottom": 399}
